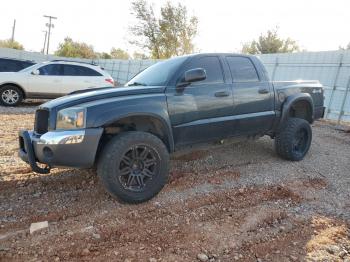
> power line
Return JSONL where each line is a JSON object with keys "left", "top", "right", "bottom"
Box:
{"left": 43, "top": 15, "right": 57, "bottom": 55}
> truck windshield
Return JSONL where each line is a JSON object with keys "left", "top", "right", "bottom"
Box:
{"left": 126, "top": 56, "right": 187, "bottom": 87}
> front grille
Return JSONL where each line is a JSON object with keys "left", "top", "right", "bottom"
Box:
{"left": 34, "top": 109, "right": 49, "bottom": 134}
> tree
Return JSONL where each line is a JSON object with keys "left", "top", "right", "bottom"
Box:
{"left": 133, "top": 51, "right": 148, "bottom": 59}
{"left": 98, "top": 52, "right": 112, "bottom": 59}
{"left": 339, "top": 43, "right": 350, "bottom": 50}
{"left": 110, "top": 48, "right": 130, "bottom": 59}
{"left": 0, "top": 39, "right": 24, "bottom": 50}
{"left": 129, "top": 0, "right": 198, "bottom": 59}
{"left": 130, "top": 0, "right": 162, "bottom": 58}
{"left": 159, "top": 2, "right": 198, "bottom": 58}
{"left": 55, "top": 37, "right": 97, "bottom": 59}
{"left": 242, "top": 29, "right": 300, "bottom": 54}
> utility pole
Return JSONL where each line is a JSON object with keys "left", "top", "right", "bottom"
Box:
{"left": 11, "top": 19, "right": 16, "bottom": 42}
{"left": 42, "top": 30, "right": 48, "bottom": 54}
{"left": 43, "top": 15, "right": 57, "bottom": 55}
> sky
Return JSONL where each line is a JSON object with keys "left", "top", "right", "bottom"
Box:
{"left": 0, "top": 0, "right": 349, "bottom": 55}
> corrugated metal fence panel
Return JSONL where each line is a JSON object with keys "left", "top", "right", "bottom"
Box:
{"left": 0, "top": 47, "right": 349, "bottom": 122}
{"left": 259, "top": 51, "right": 350, "bottom": 122}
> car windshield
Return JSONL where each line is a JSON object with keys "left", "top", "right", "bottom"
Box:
{"left": 126, "top": 56, "right": 187, "bottom": 87}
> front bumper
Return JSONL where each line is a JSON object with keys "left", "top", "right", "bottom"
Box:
{"left": 18, "top": 128, "right": 103, "bottom": 173}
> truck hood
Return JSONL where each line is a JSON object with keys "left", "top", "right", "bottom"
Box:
{"left": 40, "top": 85, "right": 166, "bottom": 110}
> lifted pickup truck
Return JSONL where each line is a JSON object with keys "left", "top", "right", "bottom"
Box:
{"left": 19, "top": 53, "right": 325, "bottom": 203}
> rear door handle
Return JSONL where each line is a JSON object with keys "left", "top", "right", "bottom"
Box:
{"left": 214, "top": 91, "right": 230, "bottom": 97}
{"left": 258, "top": 88, "right": 269, "bottom": 94}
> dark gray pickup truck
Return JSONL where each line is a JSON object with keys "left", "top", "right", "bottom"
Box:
{"left": 19, "top": 53, "right": 325, "bottom": 203}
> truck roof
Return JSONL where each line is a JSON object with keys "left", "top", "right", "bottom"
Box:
{"left": 181, "top": 52, "right": 255, "bottom": 58}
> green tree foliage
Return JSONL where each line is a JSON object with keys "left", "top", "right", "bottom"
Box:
{"left": 55, "top": 37, "right": 97, "bottom": 59}
{"left": 133, "top": 51, "right": 148, "bottom": 59}
{"left": 110, "top": 48, "right": 131, "bottom": 59}
{"left": 130, "top": 0, "right": 198, "bottom": 59}
{"left": 98, "top": 52, "right": 112, "bottom": 59}
{"left": 0, "top": 39, "right": 24, "bottom": 50}
{"left": 55, "top": 38, "right": 131, "bottom": 59}
{"left": 242, "top": 29, "right": 300, "bottom": 54}
{"left": 159, "top": 2, "right": 198, "bottom": 58}
{"left": 130, "top": 0, "right": 161, "bottom": 59}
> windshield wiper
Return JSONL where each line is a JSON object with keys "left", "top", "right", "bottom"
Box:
{"left": 127, "top": 82, "right": 147, "bottom": 86}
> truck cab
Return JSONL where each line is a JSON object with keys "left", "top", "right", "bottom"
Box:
{"left": 163, "top": 54, "right": 275, "bottom": 145}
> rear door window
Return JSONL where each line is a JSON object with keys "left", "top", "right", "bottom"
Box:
{"left": 0, "top": 59, "right": 20, "bottom": 72}
{"left": 0, "top": 59, "right": 6, "bottom": 71}
{"left": 226, "top": 56, "right": 259, "bottom": 82}
{"left": 0, "top": 59, "right": 34, "bottom": 72}
{"left": 62, "top": 65, "right": 102, "bottom": 76}
{"left": 21, "top": 61, "right": 34, "bottom": 69}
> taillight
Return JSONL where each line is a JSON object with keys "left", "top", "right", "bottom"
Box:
{"left": 105, "top": 78, "right": 115, "bottom": 86}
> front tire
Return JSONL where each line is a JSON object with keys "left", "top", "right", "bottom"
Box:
{"left": 97, "top": 131, "right": 170, "bottom": 203}
{"left": 275, "top": 117, "right": 312, "bottom": 161}
{"left": 0, "top": 85, "right": 23, "bottom": 106}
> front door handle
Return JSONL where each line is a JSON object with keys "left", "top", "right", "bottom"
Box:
{"left": 214, "top": 91, "right": 230, "bottom": 97}
{"left": 258, "top": 88, "right": 269, "bottom": 94}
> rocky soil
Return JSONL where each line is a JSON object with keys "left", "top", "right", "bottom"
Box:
{"left": 0, "top": 104, "right": 350, "bottom": 262}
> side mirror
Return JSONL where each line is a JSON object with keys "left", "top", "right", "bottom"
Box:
{"left": 184, "top": 68, "right": 206, "bottom": 83}
{"left": 31, "top": 69, "right": 40, "bottom": 75}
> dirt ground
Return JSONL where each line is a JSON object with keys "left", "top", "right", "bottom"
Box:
{"left": 1, "top": 103, "right": 350, "bottom": 262}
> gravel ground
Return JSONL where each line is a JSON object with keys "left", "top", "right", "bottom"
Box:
{"left": 0, "top": 104, "right": 350, "bottom": 262}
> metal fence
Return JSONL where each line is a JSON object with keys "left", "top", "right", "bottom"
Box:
{"left": 259, "top": 51, "right": 350, "bottom": 123}
{"left": 1, "top": 47, "right": 349, "bottom": 122}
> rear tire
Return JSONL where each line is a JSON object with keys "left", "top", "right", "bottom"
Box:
{"left": 0, "top": 85, "right": 23, "bottom": 106}
{"left": 97, "top": 131, "right": 169, "bottom": 203}
{"left": 275, "top": 117, "right": 312, "bottom": 161}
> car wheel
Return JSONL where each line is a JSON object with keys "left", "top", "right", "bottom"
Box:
{"left": 0, "top": 85, "right": 23, "bottom": 106}
{"left": 275, "top": 117, "right": 312, "bottom": 161}
{"left": 97, "top": 131, "right": 170, "bottom": 203}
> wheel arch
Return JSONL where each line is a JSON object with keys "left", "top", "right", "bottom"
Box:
{"left": 278, "top": 93, "right": 314, "bottom": 129}
{"left": 99, "top": 113, "right": 175, "bottom": 153}
{"left": 0, "top": 82, "right": 26, "bottom": 99}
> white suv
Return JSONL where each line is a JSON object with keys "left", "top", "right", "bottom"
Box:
{"left": 0, "top": 60, "right": 115, "bottom": 106}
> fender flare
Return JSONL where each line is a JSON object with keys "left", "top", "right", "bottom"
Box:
{"left": 99, "top": 112, "right": 175, "bottom": 152}
{"left": 278, "top": 93, "right": 314, "bottom": 129}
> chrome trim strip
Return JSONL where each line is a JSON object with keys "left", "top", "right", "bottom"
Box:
{"left": 37, "top": 130, "right": 85, "bottom": 145}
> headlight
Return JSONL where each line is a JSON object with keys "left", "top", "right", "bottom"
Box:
{"left": 56, "top": 107, "right": 86, "bottom": 130}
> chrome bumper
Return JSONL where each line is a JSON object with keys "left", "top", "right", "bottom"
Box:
{"left": 19, "top": 128, "right": 103, "bottom": 172}
{"left": 37, "top": 130, "right": 85, "bottom": 145}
